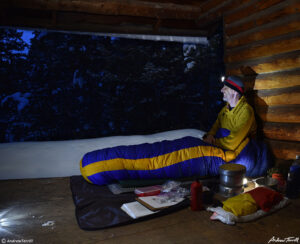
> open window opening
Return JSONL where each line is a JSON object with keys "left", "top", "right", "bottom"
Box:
{"left": 0, "top": 24, "right": 225, "bottom": 142}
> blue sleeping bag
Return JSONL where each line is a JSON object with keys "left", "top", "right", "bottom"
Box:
{"left": 80, "top": 136, "right": 271, "bottom": 185}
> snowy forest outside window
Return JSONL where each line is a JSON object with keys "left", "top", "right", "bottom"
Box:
{"left": 0, "top": 27, "right": 225, "bottom": 142}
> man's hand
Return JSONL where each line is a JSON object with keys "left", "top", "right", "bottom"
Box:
{"left": 203, "top": 134, "right": 215, "bottom": 144}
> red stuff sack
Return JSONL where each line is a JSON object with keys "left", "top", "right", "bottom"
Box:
{"left": 248, "top": 187, "right": 283, "bottom": 212}
{"left": 134, "top": 185, "right": 162, "bottom": 197}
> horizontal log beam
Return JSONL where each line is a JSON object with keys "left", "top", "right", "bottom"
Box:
{"left": 263, "top": 122, "right": 300, "bottom": 141}
{"left": 254, "top": 86, "right": 300, "bottom": 106}
{"left": 273, "top": 158, "right": 294, "bottom": 167}
{"left": 224, "top": 0, "right": 284, "bottom": 25}
{"left": 196, "top": 0, "right": 252, "bottom": 27}
{"left": 56, "top": 11, "right": 203, "bottom": 32}
{"left": 225, "top": 32, "right": 300, "bottom": 63}
{"left": 226, "top": 50, "right": 300, "bottom": 75}
{"left": 243, "top": 69, "right": 300, "bottom": 90}
{"left": 226, "top": 0, "right": 300, "bottom": 36}
{"left": 255, "top": 104, "right": 300, "bottom": 123}
{"left": 197, "top": 0, "right": 225, "bottom": 14}
{"left": 266, "top": 139, "right": 300, "bottom": 160}
{"left": 0, "top": 0, "right": 203, "bottom": 20}
{"left": 226, "top": 15, "right": 300, "bottom": 49}
{"left": 1, "top": 8, "right": 208, "bottom": 36}
{"left": 138, "top": 0, "right": 206, "bottom": 6}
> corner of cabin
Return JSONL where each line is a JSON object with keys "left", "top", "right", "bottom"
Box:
{"left": 223, "top": 0, "right": 300, "bottom": 171}
{"left": 0, "top": 1, "right": 299, "bottom": 243}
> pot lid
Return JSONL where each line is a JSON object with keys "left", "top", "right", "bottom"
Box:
{"left": 219, "top": 163, "right": 246, "bottom": 175}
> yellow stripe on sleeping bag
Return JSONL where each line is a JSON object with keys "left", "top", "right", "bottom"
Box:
{"left": 80, "top": 158, "right": 92, "bottom": 183}
{"left": 82, "top": 145, "right": 228, "bottom": 177}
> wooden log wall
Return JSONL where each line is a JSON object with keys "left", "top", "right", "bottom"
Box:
{"left": 195, "top": 0, "right": 300, "bottom": 162}
{"left": 192, "top": 0, "right": 300, "bottom": 162}
{"left": 223, "top": 0, "right": 300, "bottom": 161}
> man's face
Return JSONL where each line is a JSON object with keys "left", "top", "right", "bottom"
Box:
{"left": 221, "top": 85, "right": 232, "bottom": 102}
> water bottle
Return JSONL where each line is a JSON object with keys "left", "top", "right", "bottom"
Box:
{"left": 190, "top": 180, "right": 203, "bottom": 211}
{"left": 286, "top": 155, "right": 300, "bottom": 199}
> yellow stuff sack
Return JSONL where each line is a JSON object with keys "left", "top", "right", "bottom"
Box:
{"left": 222, "top": 193, "right": 257, "bottom": 217}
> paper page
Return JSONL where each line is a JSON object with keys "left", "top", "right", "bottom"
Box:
{"left": 138, "top": 195, "right": 184, "bottom": 209}
{"left": 121, "top": 201, "right": 156, "bottom": 219}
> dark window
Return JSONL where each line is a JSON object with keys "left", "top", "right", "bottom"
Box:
{"left": 0, "top": 26, "right": 224, "bottom": 142}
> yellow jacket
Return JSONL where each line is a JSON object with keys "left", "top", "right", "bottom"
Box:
{"left": 208, "top": 96, "right": 256, "bottom": 151}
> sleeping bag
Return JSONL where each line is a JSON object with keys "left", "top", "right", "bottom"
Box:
{"left": 80, "top": 136, "right": 270, "bottom": 185}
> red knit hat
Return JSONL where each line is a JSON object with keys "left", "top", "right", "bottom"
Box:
{"left": 224, "top": 76, "right": 244, "bottom": 95}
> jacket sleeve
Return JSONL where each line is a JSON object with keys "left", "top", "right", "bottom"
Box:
{"left": 207, "top": 106, "right": 226, "bottom": 136}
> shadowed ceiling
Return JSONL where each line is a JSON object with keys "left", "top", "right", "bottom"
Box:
{"left": 0, "top": 0, "right": 221, "bottom": 36}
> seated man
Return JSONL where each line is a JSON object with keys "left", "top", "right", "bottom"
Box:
{"left": 203, "top": 76, "right": 257, "bottom": 152}
{"left": 80, "top": 76, "right": 270, "bottom": 185}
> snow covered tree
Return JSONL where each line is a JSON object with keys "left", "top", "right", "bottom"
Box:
{"left": 0, "top": 28, "right": 29, "bottom": 141}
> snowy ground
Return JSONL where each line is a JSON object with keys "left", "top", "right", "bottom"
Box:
{"left": 0, "top": 129, "right": 205, "bottom": 180}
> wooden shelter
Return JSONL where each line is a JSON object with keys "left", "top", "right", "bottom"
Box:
{"left": 1, "top": 0, "right": 299, "bottom": 165}
{"left": 1, "top": 1, "right": 300, "bottom": 243}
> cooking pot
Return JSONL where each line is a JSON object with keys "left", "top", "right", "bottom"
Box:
{"left": 254, "top": 177, "right": 278, "bottom": 190}
{"left": 219, "top": 163, "right": 246, "bottom": 187}
{"left": 219, "top": 184, "right": 244, "bottom": 198}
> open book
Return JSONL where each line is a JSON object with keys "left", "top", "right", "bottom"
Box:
{"left": 121, "top": 201, "right": 157, "bottom": 219}
{"left": 137, "top": 195, "right": 185, "bottom": 211}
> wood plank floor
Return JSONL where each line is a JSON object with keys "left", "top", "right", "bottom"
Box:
{"left": 0, "top": 177, "right": 299, "bottom": 244}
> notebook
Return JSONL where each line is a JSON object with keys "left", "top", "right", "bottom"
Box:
{"left": 121, "top": 201, "right": 157, "bottom": 219}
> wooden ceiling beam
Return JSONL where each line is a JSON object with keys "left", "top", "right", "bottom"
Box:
{"left": 1, "top": 0, "right": 204, "bottom": 20}
{"left": 134, "top": 0, "right": 206, "bottom": 7}
{"left": 0, "top": 0, "right": 218, "bottom": 36}
{"left": 1, "top": 7, "right": 208, "bottom": 36}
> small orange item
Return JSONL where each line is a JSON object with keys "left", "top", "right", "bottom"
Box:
{"left": 272, "top": 173, "right": 286, "bottom": 192}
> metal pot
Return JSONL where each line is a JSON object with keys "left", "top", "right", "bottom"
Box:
{"left": 219, "top": 163, "right": 246, "bottom": 187}
{"left": 254, "top": 177, "right": 278, "bottom": 190}
{"left": 219, "top": 184, "right": 244, "bottom": 198}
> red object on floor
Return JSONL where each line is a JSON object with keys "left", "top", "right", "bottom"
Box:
{"left": 272, "top": 173, "right": 286, "bottom": 192}
{"left": 134, "top": 185, "right": 162, "bottom": 197}
{"left": 248, "top": 187, "right": 283, "bottom": 212}
{"left": 191, "top": 180, "right": 203, "bottom": 211}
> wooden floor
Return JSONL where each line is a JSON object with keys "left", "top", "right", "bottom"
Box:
{"left": 0, "top": 177, "right": 299, "bottom": 244}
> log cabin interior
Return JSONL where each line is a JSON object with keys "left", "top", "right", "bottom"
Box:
{"left": 0, "top": 0, "right": 299, "bottom": 243}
